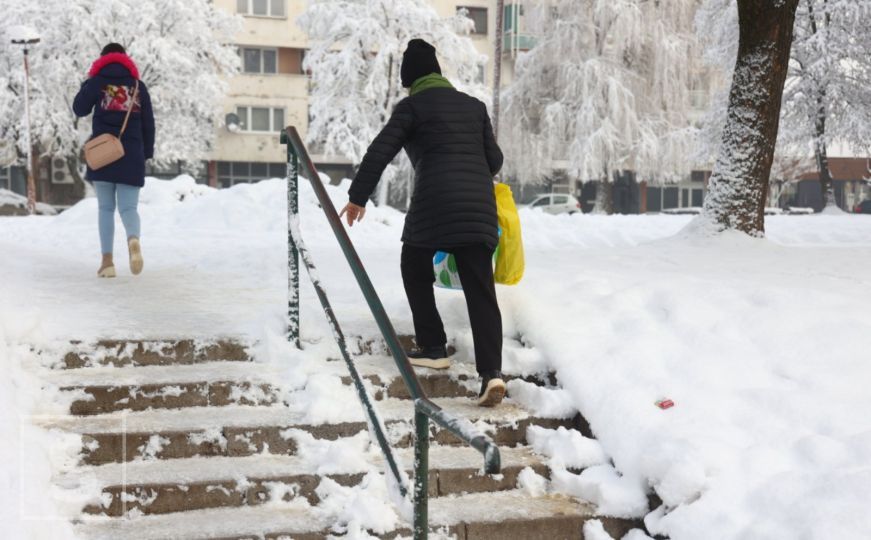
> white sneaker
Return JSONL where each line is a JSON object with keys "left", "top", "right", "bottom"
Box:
{"left": 477, "top": 376, "right": 506, "bottom": 407}
{"left": 407, "top": 345, "right": 451, "bottom": 370}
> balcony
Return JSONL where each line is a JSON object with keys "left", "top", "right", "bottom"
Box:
{"left": 503, "top": 32, "right": 537, "bottom": 53}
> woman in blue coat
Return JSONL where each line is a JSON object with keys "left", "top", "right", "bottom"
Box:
{"left": 73, "top": 43, "right": 155, "bottom": 278}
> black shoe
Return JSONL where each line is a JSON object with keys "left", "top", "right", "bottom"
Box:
{"left": 477, "top": 371, "right": 506, "bottom": 407}
{"left": 407, "top": 345, "right": 451, "bottom": 369}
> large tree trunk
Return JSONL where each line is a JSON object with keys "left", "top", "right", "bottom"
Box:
{"left": 701, "top": 0, "right": 799, "bottom": 235}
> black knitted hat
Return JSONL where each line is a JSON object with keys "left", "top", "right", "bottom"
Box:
{"left": 101, "top": 43, "right": 126, "bottom": 56}
{"left": 400, "top": 39, "right": 441, "bottom": 88}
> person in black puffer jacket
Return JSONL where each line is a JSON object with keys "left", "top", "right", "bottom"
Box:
{"left": 340, "top": 39, "right": 506, "bottom": 407}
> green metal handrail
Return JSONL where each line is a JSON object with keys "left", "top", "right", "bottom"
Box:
{"left": 281, "top": 126, "right": 501, "bottom": 539}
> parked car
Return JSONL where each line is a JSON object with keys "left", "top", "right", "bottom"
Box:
{"left": 527, "top": 194, "right": 582, "bottom": 215}
{"left": 853, "top": 200, "right": 871, "bottom": 214}
{"left": 786, "top": 206, "right": 815, "bottom": 215}
{"left": 661, "top": 207, "right": 702, "bottom": 215}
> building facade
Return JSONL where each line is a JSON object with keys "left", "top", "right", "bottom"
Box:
{"left": 207, "top": 0, "right": 507, "bottom": 187}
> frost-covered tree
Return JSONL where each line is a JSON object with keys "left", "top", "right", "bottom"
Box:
{"left": 298, "top": 0, "right": 488, "bottom": 207}
{"left": 501, "top": 0, "right": 699, "bottom": 213}
{"left": 0, "top": 0, "right": 240, "bottom": 184}
{"left": 699, "top": 0, "right": 799, "bottom": 235}
{"left": 781, "top": 0, "right": 871, "bottom": 209}
{"left": 697, "top": 0, "right": 871, "bottom": 213}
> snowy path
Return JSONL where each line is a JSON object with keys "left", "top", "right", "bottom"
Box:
{"left": 0, "top": 235, "right": 279, "bottom": 339}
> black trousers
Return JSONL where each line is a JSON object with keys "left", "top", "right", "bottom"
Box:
{"left": 400, "top": 243, "right": 502, "bottom": 375}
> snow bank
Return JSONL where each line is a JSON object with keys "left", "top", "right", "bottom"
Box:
{"left": 508, "top": 217, "right": 871, "bottom": 536}
{"left": 0, "top": 318, "right": 81, "bottom": 539}
{"left": 526, "top": 426, "right": 608, "bottom": 470}
{"left": 0, "top": 188, "right": 57, "bottom": 215}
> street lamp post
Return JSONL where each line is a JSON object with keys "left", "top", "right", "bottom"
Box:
{"left": 10, "top": 27, "right": 41, "bottom": 215}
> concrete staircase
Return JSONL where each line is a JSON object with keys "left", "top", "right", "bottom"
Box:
{"left": 38, "top": 339, "right": 642, "bottom": 539}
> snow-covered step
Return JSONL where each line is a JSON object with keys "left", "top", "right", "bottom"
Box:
{"left": 73, "top": 490, "right": 609, "bottom": 540}
{"left": 60, "top": 340, "right": 251, "bottom": 369}
{"left": 49, "top": 362, "right": 282, "bottom": 415}
{"left": 347, "top": 354, "right": 557, "bottom": 401}
{"left": 74, "top": 503, "right": 328, "bottom": 540}
{"left": 64, "top": 446, "right": 547, "bottom": 517}
{"left": 35, "top": 398, "right": 575, "bottom": 465}
{"left": 47, "top": 362, "right": 280, "bottom": 388}
{"left": 53, "top": 363, "right": 558, "bottom": 415}
{"left": 66, "top": 381, "right": 278, "bottom": 415}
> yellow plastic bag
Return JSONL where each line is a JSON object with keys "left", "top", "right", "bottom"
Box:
{"left": 494, "top": 183, "right": 524, "bottom": 285}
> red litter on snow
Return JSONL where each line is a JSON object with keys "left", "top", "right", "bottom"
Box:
{"left": 655, "top": 399, "right": 675, "bottom": 410}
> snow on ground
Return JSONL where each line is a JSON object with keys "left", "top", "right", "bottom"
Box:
{"left": 2, "top": 176, "right": 871, "bottom": 539}
{"left": 0, "top": 188, "right": 58, "bottom": 215}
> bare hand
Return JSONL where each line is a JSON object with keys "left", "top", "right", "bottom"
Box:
{"left": 339, "top": 202, "right": 366, "bottom": 227}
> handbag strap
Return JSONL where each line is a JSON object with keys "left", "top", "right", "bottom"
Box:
{"left": 119, "top": 80, "right": 139, "bottom": 138}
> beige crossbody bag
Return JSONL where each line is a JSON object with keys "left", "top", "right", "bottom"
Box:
{"left": 83, "top": 80, "right": 139, "bottom": 171}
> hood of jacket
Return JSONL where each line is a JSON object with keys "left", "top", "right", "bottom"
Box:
{"left": 88, "top": 52, "right": 140, "bottom": 80}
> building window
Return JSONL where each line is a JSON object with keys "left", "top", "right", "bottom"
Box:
{"left": 690, "top": 170, "right": 707, "bottom": 183}
{"left": 458, "top": 6, "right": 488, "bottom": 34}
{"left": 217, "top": 161, "right": 286, "bottom": 187}
{"left": 692, "top": 189, "right": 704, "bottom": 207}
{"left": 0, "top": 166, "right": 26, "bottom": 195}
{"left": 235, "top": 106, "right": 285, "bottom": 133}
{"left": 476, "top": 64, "right": 486, "bottom": 84}
{"left": 241, "top": 47, "right": 305, "bottom": 75}
{"left": 0, "top": 166, "right": 10, "bottom": 191}
{"left": 237, "top": 0, "right": 285, "bottom": 17}
{"left": 503, "top": 4, "right": 524, "bottom": 31}
{"left": 241, "top": 47, "right": 278, "bottom": 74}
{"left": 663, "top": 187, "right": 679, "bottom": 209}
{"left": 647, "top": 187, "right": 662, "bottom": 212}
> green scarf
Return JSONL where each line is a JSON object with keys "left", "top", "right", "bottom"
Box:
{"left": 409, "top": 73, "right": 454, "bottom": 96}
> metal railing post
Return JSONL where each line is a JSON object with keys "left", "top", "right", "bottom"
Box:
{"left": 280, "top": 131, "right": 300, "bottom": 348}
{"left": 413, "top": 407, "right": 430, "bottom": 540}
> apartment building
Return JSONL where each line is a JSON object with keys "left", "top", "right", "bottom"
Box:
{"left": 208, "top": 0, "right": 513, "bottom": 187}
{"left": 2, "top": 0, "right": 529, "bottom": 207}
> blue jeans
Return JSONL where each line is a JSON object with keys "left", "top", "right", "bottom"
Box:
{"left": 93, "top": 181, "right": 141, "bottom": 255}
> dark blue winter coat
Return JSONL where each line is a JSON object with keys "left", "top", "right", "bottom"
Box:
{"left": 73, "top": 53, "right": 155, "bottom": 187}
